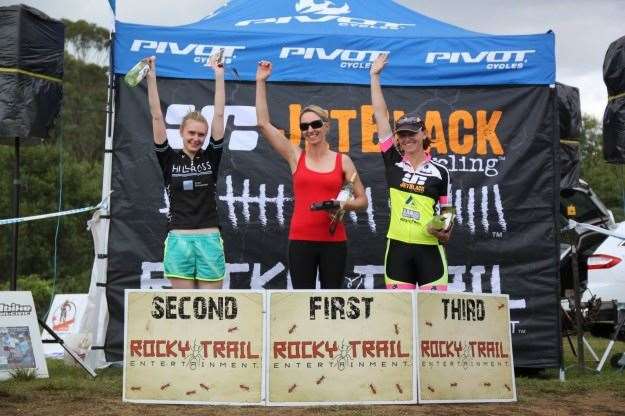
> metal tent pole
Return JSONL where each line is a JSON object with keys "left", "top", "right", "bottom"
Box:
{"left": 10, "top": 137, "right": 20, "bottom": 291}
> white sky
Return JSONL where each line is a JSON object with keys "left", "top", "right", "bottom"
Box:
{"left": 3, "top": 0, "right": 623, "bottom": 120}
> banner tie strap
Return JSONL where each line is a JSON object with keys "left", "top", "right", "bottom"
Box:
{"left": 608, "top": 91, "right": 625, "bottom": 102}
{"left": 0, "top": 67, "right": 63, "bottom": 84}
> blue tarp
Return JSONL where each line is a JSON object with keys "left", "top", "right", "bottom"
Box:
{"left": 114, "top": 0, "right": 555, "bottom": 86}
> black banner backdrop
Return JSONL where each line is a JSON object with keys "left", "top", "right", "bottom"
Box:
{"left": 106, "top": 78, "right": 560, "bottom": 368}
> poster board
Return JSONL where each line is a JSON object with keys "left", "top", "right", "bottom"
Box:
{"left": 41, "top": 294, "right": 88, "bottom": 358}
{"left": 267, "top": 290, "right": 415, "bottom": 405}
{"left": 416, "top": 291, "right": 516, "bottom": 403}
{"left": 123, "top": 290, "right": 265, "bottom": 405}
{"left": 0, "top": 291, "right": 48, "bottom": 380}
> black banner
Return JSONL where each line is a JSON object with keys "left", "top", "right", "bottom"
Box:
{"left": 560, "top": 141, "right": 580, "bottom": 190}
{"left": 0, "top": 5, "right": 64, "bottom": 143}
{"left": 602, "top": 36, "right": 625, "bottom": 164}
{"left": 106, "top": 78, "right": 559, "bottom": 368}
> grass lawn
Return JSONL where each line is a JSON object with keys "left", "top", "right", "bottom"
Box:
{"left": 1, "top": 336, "right": 624, "bottom": 416}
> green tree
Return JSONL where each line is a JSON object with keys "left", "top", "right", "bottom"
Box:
{"left": 579, "top": 114, "right": 625, "bottom": 221}
{"left": 56, "top": 19, "right": 110, "bottom": 160}
{"left": 0, "top": 146, "right": 103, "bottom": 293}
{"left": 60, "top": 53, "right": 109, "bottom": 160}
{"left": 62, "top": 19, "right": 109, "bottom": 66}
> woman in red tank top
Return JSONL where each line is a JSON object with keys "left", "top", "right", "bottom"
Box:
{"left": 255, "top": 61, "right": 368, "bottom": 289}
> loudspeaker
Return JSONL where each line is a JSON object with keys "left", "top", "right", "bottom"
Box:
{"left": 603, "top": 36, "right": 625, "bottom": 164}
{"left": 0, "top": 5, "right": 64, "bottom": 145}
{"left": 556, "top": 83, "right": 581, "bottom": 189}
{"left": 556, "top": 82, "right": 581, "bottom": 140}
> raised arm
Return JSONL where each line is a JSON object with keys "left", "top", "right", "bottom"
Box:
{"left": 255, "top": 60, "right": 301, "bottom": 171}
{"left": 370, "top": 53, "right": 393, "bottom": 141}
{"left": 341, "top": 155, "right": 368, "bottom": 212}
{"left": 145, "top": 56, "right": 167, "bottom": 145}
{"left": 209, "top": 53, "right": 225, "bottom": 141}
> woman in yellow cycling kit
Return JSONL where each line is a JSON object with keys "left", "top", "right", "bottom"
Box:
{"left": 370, "top": 53, "right": 452, "bottom": 291}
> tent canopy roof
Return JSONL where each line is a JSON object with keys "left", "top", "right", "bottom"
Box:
{"left": 114, "top": 0, "right": 555, "bottom": 86}
{"left": 176, "top": 0, "right": 483, "bottom": 37}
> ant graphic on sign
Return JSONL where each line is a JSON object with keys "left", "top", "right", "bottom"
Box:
{"left": 332, "top": 340, "right": 352, "bottom": 371}
{"left": 459, "top": 341, "right": 474, "bottom": 370}
{"left": 185, "top": 340, "right": 203, "bottom": 371}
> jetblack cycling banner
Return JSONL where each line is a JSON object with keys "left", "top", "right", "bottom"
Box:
{"left": 106, "top": 78, "right": 559, "bottom": 368}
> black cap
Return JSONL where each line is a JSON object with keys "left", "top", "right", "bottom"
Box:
{"left": 394, "top": 115, "right": 424, "bottom": 133}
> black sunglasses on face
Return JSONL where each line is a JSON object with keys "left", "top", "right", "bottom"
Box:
{"left": 299, "top": 119, "right": 324, "bottom": 131}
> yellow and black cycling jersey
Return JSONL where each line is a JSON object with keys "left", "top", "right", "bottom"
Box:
{"left": 380, "top": 135, "right": 451, "bottom": 245}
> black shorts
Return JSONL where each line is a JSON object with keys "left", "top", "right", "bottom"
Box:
{"left": 384, "top": 239, "right": 447, "bottom": 287}
{"left": 288, "top": 240, "right": 347, "bottom": 289}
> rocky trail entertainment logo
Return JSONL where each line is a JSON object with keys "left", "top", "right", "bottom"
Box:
{"left": 128, "top": 295, "right": 261, "bottom": 370}
{"left": 272, "top": 295, "right": 411, "bottom": 370}
{"left": 421, "top": 297, "right": 510, "bottom": 370}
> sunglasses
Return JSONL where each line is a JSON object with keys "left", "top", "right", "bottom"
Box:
{"left": 399, "top": 116, "right": 421, "bottom": 123}
{"left": 299, "top": 119, "right": 324, "bottom": 131}
{"left": 397, "top": 132, "right": 419, "bottom": 141}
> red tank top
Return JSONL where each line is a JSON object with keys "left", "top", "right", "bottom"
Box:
{"left": 289, "top": 151, "right": 347, "bottom": 241}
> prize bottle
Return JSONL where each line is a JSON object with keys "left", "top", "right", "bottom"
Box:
{"left": 428, "top": 204, "right": 455, "bottom": 231}
{"left": 124, "top": 60, "right": 150, "bottom": 87}
{"left": 205, "top": 47, "right": 225, "bottom": 68}
{"left": 428, "top": 215, "right": 446, "bottom": 230}
{"left": 329, "top": 172, "right": 357, "bottom": 234}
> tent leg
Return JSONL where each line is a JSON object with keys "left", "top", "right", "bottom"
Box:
{"left": 11, "top": 137, "right": 20, "bottom": 291}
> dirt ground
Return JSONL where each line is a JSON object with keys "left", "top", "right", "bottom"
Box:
{"left": 3, "top": 390, "right": 625, "bottom": 416}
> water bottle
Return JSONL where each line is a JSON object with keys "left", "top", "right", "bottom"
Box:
{"left": 428, "top": 205, "right": 455, "bottom": 231}
{"left": 205, "top": 48, "right": 225, "bottom": 68}
{"left": 329, "top": 172, "right": 356, "bottom": 234}
{"left": 124, "top": 60, "right": 150, "bottom": 87}
{"left": 428, "top": 215, "right": 446, "bottom": 231}
{"left": 335, "top": 177, "right": 354, "bottom": 204}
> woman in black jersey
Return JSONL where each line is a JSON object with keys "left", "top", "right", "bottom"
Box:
{"left": 146, "top": 55, "right": 226, "bottom": 289}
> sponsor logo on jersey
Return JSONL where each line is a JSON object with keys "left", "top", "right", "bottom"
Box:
{"left": 401, "top": 207, "right": 420, "bottom": 221}
{"left": 402, "top": 172, "right": 428, "bottom": 185}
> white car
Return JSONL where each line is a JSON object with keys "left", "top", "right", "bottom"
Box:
{"left": 584, "top": 222, "right": 625, "bottom": 308}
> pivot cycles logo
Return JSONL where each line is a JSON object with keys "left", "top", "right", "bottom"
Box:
{"left": 296, "top": 0, "right": 350, "bottom": 14}
{"left": 425, "top": 50, "right": 536, "bottom": 70}
{"left": 235, "top": 0, "right": 415, "bottom": 30}
{"left": 280, "top": 47, "right": 388, "bottom": 70}
{"left": 129, "top": 40, "right": 245, "bottom": 67}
